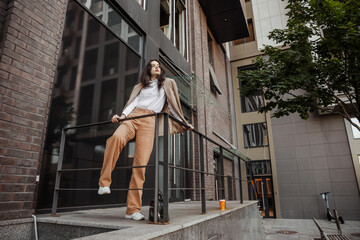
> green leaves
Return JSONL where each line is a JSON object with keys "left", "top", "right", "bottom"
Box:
{"left": 238, "top": 0, "right": 360, "bottom": 130}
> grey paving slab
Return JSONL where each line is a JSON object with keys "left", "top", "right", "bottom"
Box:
{"left": 263, "top": 218, "right": 360, "bottom": 240}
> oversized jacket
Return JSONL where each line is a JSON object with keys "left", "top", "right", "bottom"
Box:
{"left": 122, "top": 77, "right": 190, "bottom": 135}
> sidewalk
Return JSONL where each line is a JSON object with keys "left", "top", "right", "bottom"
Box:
{"left": 262, "top": 218, "right": 360, "bottom": 240}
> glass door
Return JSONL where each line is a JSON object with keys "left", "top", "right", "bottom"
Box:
{"left": 253, "top": 177, "right": 275, "bottom": 218}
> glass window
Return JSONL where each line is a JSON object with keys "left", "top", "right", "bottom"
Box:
{"left": 208, "top": 33, "right": 213, "bottom": 66}
{"left": 160, "top": 0, "right": 171, "bottom": 39}
{"left": 243, "top": 123, "right": 268, "bottom": 148}
{"left": 102, "top": 42, "right": 119, "bottom": 76}
{"left": 82, "top": 48, "right": 98, "bottom": 82}
{"left": 99, "top": 79, "right": 117, "bottom": 122}
{"left": 175, "top": 0, "right": 186, "bottom": 54}
{"left": 210, "top": 72, "right": 217, "bottom": 96}
{"left": 233, "top": 19, "right": 255, "bottom": 45}
{"left": 86, "top": 18, "right": 100, "bottom": 46}
{"left": 78, "top": 85, "right": 94, "bottom": 125}
{"left": 238, "top": 65, "right": 264, "bottom": 113}
{"left": 160, "top": 0, "right": 187, "bottom": 57}
{"left": 78, "top": 0, "right": 142, "bottom": 54}
{"left": 350, "top": 117, "right": 360, "bottom": 138}
{"left": 37, "top": 0, "right": 142, "bottom": 211}
{"left": 247, "top": 160, "right": 272, "bottom": 175}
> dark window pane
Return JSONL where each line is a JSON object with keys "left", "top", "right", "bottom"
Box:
{"left": 208, "top": 33, "right": 213, "bottom": 66}
{"left": 82, "top": 49, "right": 98, "bottom": 81}
{"left": 70, "top": 66, "right": 77, "bottom": 90}
{"left": 78, "top": 11, "right": 84, "bottom": 30}
{"left": 78, "top": 85, "right": 94, "bottom": 125}
{"left": 243, "top": 123, "right": 268, "bottom": 148}
{"left": 241, "top": 93, "right": 264, "bottom": 112}
{"left": 86, "top": 18, "right": 100, "bottom": 46}
{"left": 78, "top": 0, "right": 142, "bottom": 53}
{"left": 160, "top": 0, "right": 171, "bottom": 39}
{"left": 39, "top": 0, "right": 142, "bottom": 212}
{"left": 103, "top": 43, "right": 119, "bottom": 76}
{"left": 74, "top": 37, "right": 81, "bottom": 59}
{"left": 108, "top": 10, "right": 122, "bottom": 36}
{"left": 99, "top": 79, "right": 117, "bottom": 122}
{"left": 62, "top": 36, "right": 72, "bottom": 57}
{"left": 247, "top": 160, "right": 272, "bottom": 175}
{"left": 238, "top": 65, "right": 263, "bottom": 113}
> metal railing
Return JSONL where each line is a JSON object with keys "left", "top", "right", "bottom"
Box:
{"left": 51, "top": 112, "right": 250, "bottom": 223}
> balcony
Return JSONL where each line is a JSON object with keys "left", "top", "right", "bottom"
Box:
{"left": 31, "top": 113, "right": 265, "bottom": 239}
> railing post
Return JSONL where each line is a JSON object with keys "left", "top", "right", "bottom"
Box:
{"left": 219, "top": 146, "right": 225, "bottom": 200}
{"left": 199, "top": 135, "right": 206, "bottom": 213}
{"left": 163, "top": 113, "right": 169, "bottom": 222}
{"left": 238, "top": 157, "right": 243, "bottom": 204}
{"left": 51, "top": 128, "right": 67, "bottom": 216}
{"left": 248, "top": 162, "right": 254, "bottom": 200}
{"left": 154, "top": 114, "right": 159, "bottom": 223}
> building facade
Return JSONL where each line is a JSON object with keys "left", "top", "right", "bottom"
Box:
{"left": 0, "top": 0, "right": 248, "bottom": 226}
{"left": 230, "top": 0, "right": 360, "bottom": 220}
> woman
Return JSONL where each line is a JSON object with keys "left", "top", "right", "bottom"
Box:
{"left": 98, "top": 59, "right": 193, "bottom": 221}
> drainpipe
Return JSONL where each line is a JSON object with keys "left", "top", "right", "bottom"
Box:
{"left": 32, "top": 215, "right": 38, "bottom": 240}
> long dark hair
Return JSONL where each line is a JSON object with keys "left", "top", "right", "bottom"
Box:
{"left": 139, "top": 59, "right": 166, "bottom": 88}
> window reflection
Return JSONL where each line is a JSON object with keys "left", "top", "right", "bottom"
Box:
{"left": 37, "top": 0, "right": 141, "bottom": 211}
{"left": 78, "top": 0, "right": 142, "bottom": 53}
{"left": 103, "top": 43, "right": 119, "bottom": 76}
{"left": 238, "top": 65, "right": 264, "bottom": 113}
{"left": 243, "top": 123, "right": 268, "bottom": 148}
{"left": 160, "top": 0, "right": 187, "bottom": 57}
{"left": 247, "top": 160, "right": 272, "bottom": 175}
{"left": 82, "top": 48, "right": 98, "bottom": 82}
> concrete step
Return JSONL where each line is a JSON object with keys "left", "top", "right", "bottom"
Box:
{"left": 35, "top": 200, "right": 264, "bottom": 240}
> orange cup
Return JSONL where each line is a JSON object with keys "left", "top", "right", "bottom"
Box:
{"left": 219, "top": 199, "right": 226, "bottom": 210}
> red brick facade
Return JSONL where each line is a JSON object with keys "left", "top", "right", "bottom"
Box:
{"left": 188, "top": 0, "right": 235, "bottom": 201}
{"left": 0, "top": 0, "right": 67, "bottom": 220}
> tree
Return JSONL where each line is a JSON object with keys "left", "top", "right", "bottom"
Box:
{"left": 238, "top": 0, "right": 360, "bottom": 131}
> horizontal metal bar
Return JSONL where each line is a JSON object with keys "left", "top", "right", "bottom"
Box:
{"left": 59, "top": 165, "right": 155, "bottom": 172}
{"left": 56, "top": 188, "right": 154, "bottom": 191}
{"left": 168, "top": 187, "right": 205, "bottom": 190}
{"left": 64, "top": 113, "right": 157, "bottom": 130}
{"left": 38, "top": 203, "right": 127, "bottom": 213}
{"left": 167, "top": 114, "right": 249, "bottom": 163}
{"left": 169, "top": 165, "right": 247, "bottom": 181}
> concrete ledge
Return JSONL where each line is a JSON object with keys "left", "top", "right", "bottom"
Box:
{"left": 37, "top": 200, "right": 264, "bottom": 240}
{"left": 0, "top": 218, "right": 34, "bottom": 240}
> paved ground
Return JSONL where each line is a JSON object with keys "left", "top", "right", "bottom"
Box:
{"left": 37, "top": 201, "right": 262, "bottom": 240}
{"left": 262, "top": 218, "right": 360, "bottom": 240}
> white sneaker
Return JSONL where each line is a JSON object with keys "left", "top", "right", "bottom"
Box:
{"left": 98, "top": 186, "right": 111, "bottom": 195}
{"left": 125, "top": 212, "right": 145, "bottom": 221}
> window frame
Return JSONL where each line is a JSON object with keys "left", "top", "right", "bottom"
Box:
{"left": 243, "top": 122, "right": 269, "bottom": 148}
{"left": 238, "top": 65, "right": 264, "bottom": 113}
{"left": 160, "top": 0, "right": 187, "bottom": 58}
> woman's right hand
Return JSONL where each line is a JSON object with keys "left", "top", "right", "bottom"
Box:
{"left": 111, "top": 114, "right": 126, "bottom": 123}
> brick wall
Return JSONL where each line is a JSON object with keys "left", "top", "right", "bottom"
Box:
{"left": 188, "top": 0, "right": 235, "bottom": 201}
{"left": 0, "top": 0, "right": 67, "bottom": 221}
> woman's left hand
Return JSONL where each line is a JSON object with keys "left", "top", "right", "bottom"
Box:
{"left": 187, "top": 124, "right": 194, "bottom": 131}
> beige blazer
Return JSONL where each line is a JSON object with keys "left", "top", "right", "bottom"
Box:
{"left": 123, "top": 77, "right": 190, "bottom": 135}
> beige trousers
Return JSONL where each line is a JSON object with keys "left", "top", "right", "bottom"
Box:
{"left": 99, "top": 108, "right": 155, "bottom": 215}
